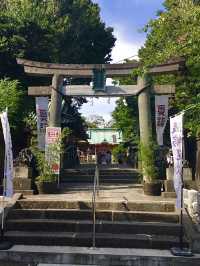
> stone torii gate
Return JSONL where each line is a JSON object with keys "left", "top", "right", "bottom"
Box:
{"left": 17, "top": 57, "right": 184, "bottom": 150}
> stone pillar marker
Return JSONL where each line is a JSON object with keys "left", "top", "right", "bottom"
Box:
{"left": 138, "top": 74, "right": 152, "bottom": 145}
{"left": 49, "top": 74, "right": 63, "bottom": 127}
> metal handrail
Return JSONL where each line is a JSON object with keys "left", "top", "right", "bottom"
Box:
{"left": 92, "top": 164, "right": 99, "bottom": 248}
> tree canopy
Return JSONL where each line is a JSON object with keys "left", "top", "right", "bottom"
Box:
{"left": 113, "top": 0, "right": 200, "bottom": 149}
{"left": 139, "top": 0, "right": 200, "bottom": 136}
{"left": 0, "top": 79, "right": 24, "bottom": 129}
{"left": 0, "top": 0, "right": 116, "bottom": 79}
{"left": 0, "top": 0, "right": 116, "bottom": 151}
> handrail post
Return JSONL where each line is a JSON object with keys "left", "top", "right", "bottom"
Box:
{"left": 92, "top": 164, "right": 100, "bottom": 248}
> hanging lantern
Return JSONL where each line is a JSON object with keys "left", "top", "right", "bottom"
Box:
{"left": 92, "top": 68, "right": 106, "bottom": 91}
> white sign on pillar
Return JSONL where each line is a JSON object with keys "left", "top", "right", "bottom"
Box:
{"left": 36, "top": 97, "right": 49, "bottom": 150}
{"left": 155, "top": 95, "right": 169, "bottom": 146}
{"left": 170, "top": 113, "right": 184, "bottom": 209}
{"left": 0, "top": 110, "right": 14, "bottom": 197}
{"left": 45, "top": 127, "right": 61, "bottom": 175}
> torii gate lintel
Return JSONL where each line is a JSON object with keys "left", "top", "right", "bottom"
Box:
{"left": 17, "top": 57, "right": 185, "bottom": 147}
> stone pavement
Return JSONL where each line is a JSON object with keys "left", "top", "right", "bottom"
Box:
{"left": 0, "top": 245, "right": 200, "bottom": 266}
{"left": 24, "top": 184, "right": 175, "bottom": 204}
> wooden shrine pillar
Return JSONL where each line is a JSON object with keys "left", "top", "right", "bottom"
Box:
{"left": 49, "top": 74, "right": 63, "bottom": 127}
{"left": 138, "top": 75, "right": 152, "bottom": 145}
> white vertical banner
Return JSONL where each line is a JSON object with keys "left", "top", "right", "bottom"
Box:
{"left": 170, "top": 113, "right": 184, "bottom": 209}
{"left": 0, "top": 111, "right": 13, "bottom": 197}
{"left": 45, "top": 127, "right": 61, "bottom": 175}
{"left": 36, "top": 97, "right": 49, "bottom": 151}
{"left": 155, "top": 95, "right": 169, "bottom": 146}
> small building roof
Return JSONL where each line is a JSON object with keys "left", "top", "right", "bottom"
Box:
{"left": 87, "top": 128, "right": 122, "bottom": 145}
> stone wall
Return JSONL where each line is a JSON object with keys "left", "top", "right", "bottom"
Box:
{"left": 183, "top": 188, "right": 200, "bottom": 226}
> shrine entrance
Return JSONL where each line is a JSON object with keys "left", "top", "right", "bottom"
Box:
{"left": 17, "top": 57, "right": 185, "bottom": 181}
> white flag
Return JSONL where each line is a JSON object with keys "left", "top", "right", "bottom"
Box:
{"left": 36, "top": 97, "right": 49, "bottom": 150}
{"left": 155, "top": 95, "right": 169, "bottom": 146}
{"left": 170, "top": 113, "right": 183, "bottom": 209}
{"left": 0, "top": 111, "right": 13, "bottom": 197}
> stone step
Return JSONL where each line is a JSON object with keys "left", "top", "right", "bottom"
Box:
{"left": 60, "top": 183, "right": 143, "bottom": 191}
{"left": 4, "top": 231, "right": 188, "bottom": 249}
{"left": 61, "top": 178, "right": 139, "bottom": 184}
{"left": 6, "top": 219, "right": 180, "bottom": 235}
{"left": 15, "top": 200, "right": 175, "bottom": 212}
{"left": 7, "top": 209, "right": 179, "bottom": 223}
{"left": 1, "top": 246, "right": 199, "bottom": 266}
{"left": 63, "top": 169, "right": 138, "bottom": 173}
{"left": 63, "top": 172, "right": 138, "bottom": 176}
{"left": 61, "top": 175, "right": 140, "bottom": 181}
{"left": 38, "top": 264, "right": 97, "bottom": 266}
{"left": 162, "top": 192, "right": 177, "bottom": 198}
{"left": 14, "top": 189, "right": 34, "bottom": 195}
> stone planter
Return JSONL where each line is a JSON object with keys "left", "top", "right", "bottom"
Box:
{"left": 143, "top": 182, "right": 162, "bottom": 196}
{"left": 36, "top": 181, "right": 57, "bottom": 194}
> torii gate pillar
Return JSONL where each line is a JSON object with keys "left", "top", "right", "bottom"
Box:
{"left": 138, "top": 75, "right": 152, "bottom": 145}
{"left": 49, "top": 75, "right": 63, "bottom": 127}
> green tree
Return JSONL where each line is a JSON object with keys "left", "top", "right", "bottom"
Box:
{"left": 84, "top": 114, "right": 106, "bottom": 128}
{"left": 0, "top": 0, "right": 115, "bottom": 79}
{"left": 138, "top": 0, "right": 200, "bottom": 178}
{"left": 139, "top": 0, "right": 200, "bottom": 132}
{"left": 112, "top": 97, "right": 139, "bottom": 144}
{"left": 0, "top": 79, "right": 25, "bottom": 180}
{"left": 0, "top": 79, "right": 24, "bottom": 130}
{"left": 0, "top": 0, "right": 116, "bottom": 154}
{"left": 112, "top": 67, "right": 139, "bottom": 145}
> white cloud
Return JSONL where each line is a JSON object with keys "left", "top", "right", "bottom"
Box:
{"left": 81, "top": 27, "right": 142, "bottom": 121}
{"left": 111, "top": 27, "right": 142, "bottom": 63}
{"left": 81, "top": 97, "right": 118, "bottom": 122}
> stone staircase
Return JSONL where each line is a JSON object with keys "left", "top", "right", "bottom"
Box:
{"left": 4, "top": 198, "right": 188, "bottom": 249}
{"left": 61, "top": 168, "right": 141, "bottom": 183}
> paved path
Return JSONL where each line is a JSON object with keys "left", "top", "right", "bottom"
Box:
{"left": 24, "top": 186, "right": 175, "bottom": 203}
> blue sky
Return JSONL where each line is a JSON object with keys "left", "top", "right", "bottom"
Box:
{"left": 81, "top": 0, "right": 164, "bottom": 121}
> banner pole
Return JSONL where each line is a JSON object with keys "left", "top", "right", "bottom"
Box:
{"left": 179, "top": 172, "right": 183, "bottom": 250}
{"left": 170, "top": 113, "right": 192, "bottom": 257}
{"left": 0, "top": 110, "right": 12, "bottom": 250}
{"left": 1, "top": 151, "right": 6, "bottom": 237}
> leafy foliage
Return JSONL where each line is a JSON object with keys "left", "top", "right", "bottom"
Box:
{"left": 139, "top": 141, "right": 158, "bottom": 182}
{"left": 32, "top": 128, "right": 70, "bottom": 183}
{"left": 84, "top": 114, "right": 106, "bottom": 129}
{"left": 0, "top": 0, "right": 116, "bottom": 153}
{"left": 0, "top": 0, "right": 116, "bottom": 79}
{"left": 112, "top": 144, "right": 127, "bottom": 162}
{"left": 0, "top": 79, "right": 24, "bottom": 131}
{"left": 34, "top": 150, "right": 57, "bottom": 183}
{"left": 139, "top": 0, "right": 200, "bottom": 136}
{"left": 112, "top": 97, "right": 139, "bottom": 144}
{"left": 112, "top": 64, "right": 139, "bottom": 145}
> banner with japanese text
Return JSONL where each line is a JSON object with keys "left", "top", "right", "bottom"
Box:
{"left": 155, "top": 95, "right": 169, "bottom": 146}
{"left": 0, "top": 111, "right": 13, "bottom": 197}
{"left": 45, "top": 127, "right": 61, "bottom": 175}
{"left": 36, "top": 97, "right": 48, "bottom": 151}
{"left": 170, "top": 113, "right": 183, "bottom": 209}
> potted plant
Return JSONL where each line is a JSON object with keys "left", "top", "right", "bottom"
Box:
{"left": 140, "top": 141, "right": 161, "bottom": 196}
{"left": 35, "top": 160, "right": 57, "bottom": 194}
{"left": 32, "top": 146, "right": 58, "bottom": 194}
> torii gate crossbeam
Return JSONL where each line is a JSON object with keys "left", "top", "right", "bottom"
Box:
{"left": 17, "top": 57, "right": 185, "bottom": 160}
